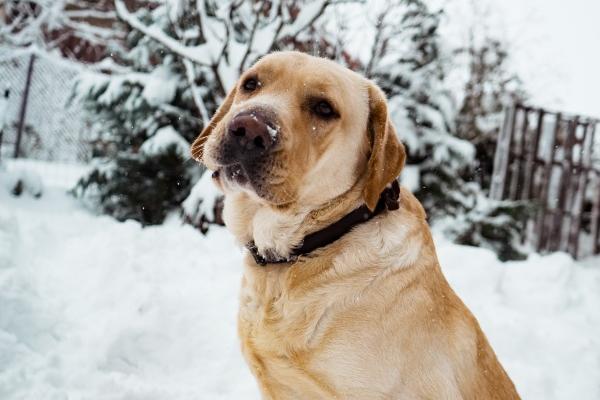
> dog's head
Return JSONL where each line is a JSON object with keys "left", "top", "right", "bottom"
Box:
{"left": 192, "top": 51, "right": 405, "bottom": 213}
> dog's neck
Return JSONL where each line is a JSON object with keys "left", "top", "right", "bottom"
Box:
{"left": 223, "top": 180, "right": 400, "bottom": 262}
{"left": 258, "top": 191, "right": 365, "bottom": 260}
{"left": 223, "top": 183, "right": 367, "bottom": 261}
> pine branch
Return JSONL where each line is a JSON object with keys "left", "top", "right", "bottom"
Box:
{"left": 115, "top": 0, "right": 214, "bottom": 66}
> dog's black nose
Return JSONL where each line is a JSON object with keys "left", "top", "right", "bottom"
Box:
{"left": 227, "top": 111, "right": 275, "bottom": 157}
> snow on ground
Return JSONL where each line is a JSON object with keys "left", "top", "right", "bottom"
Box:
{"left": 437, "top": 241, "right": 600, "bottom": 399}
{"left": 4, "top": 159, "right": 90, "bottom": 190}
{"left": 1, "top": 184, "right": 599, "bottom": 399}
{"left": 0, "top": 189, "right": 257, "bottom": 400}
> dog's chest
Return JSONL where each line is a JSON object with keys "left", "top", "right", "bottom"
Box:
{"left": 236, "top": 262, "right": 414, "bottom": 399}
{"left": 238, "top": 265, "right": 313, "bottom": 353}
{"left": 237, "top": 263, "right": 348, "bottom": 397}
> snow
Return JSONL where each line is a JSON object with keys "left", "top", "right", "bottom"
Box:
{"left": 78, "top": 70, "right": 168, "bottom": 107}
{"left": 266, "top": 125, "right": 278, "bottom": 140}
{"left": 401, "top": 165, "right": 420, "bottom": 193}
{"left": 0, "top": 188, "right": 257, "bottom": 400}
{"left": 0, "top": 166, "right": 43, "bottom": 198}
{"left": 439, "top": 0, "right": 600, "bottom": 119}
{"left": 181, "top": 170, "right": 222, "bottom": 223}
{"left": 139, "top": 126, "right": 190, "bottom": 159}
{"left": 114, "top": 0, "right": 218, "bottom": 66}
{"left": 3, "top": 159, "right": 89, "bottom": 189}
{"left": 141, "top": 66, "right": 178, "bottom": 107}
{"left": 436, "top": 237, "right": 600, "bottom": 399}
{"left": 279, "top": 0, "right": 326, "bottom": 38}
{"left": 1, "top": 173, "right": 600, "bottom": 399}
{"left": 250, "top": 112, "right": 279, "bottom": 141}
{"left": 166, "top": 0, "right": 185, "bottom": 22}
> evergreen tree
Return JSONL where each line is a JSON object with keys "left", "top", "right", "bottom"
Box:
{"left": 446, "top": 36, "right": 531, "bottom": 260}
{"left": 363, "top": 0, "right": 474, "bottom": 220}
{"left": 73, "top": 5, "right": 206, "bottom": 225}
{"left": 456, "top": 37, "right": 526, "bottom": 189}
{"left": 73, "top": 0, "right": 533, "bottom": 259}
{"left": 356, "top": 1, "right": 531, "bottom": 260}
{"left": 75, "top": 0, "right": 333, "bottom": 226}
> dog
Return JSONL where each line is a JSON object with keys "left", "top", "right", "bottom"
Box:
{"left": 192, "top": 51, "right": 520, "bottom": 399}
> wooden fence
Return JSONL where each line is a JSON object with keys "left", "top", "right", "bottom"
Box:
{"left": 490, "top": 104, "right": 600, "bottom": 259}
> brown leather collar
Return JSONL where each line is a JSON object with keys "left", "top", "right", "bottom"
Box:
{"left": 246, "top": 179, "right": 401, "bottom": 266}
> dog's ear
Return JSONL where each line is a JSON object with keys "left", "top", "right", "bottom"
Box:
{"left": 191, "top": 86, "right": 237, "bottom": 163}
{"left": 362, "top": 82, "right": 406, "bottom": 211}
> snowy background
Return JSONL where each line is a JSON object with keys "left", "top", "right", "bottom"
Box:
{"left": 1, "top": 0, "right": 600, "bottom": 399}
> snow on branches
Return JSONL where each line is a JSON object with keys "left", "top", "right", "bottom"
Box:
{"left": 74, "top": 0, "right": 337, "bottom": 227}
{"left": 69, "top": 0, "right": 529, "bottom": 259}
{"left": 115, "top": 0, "right": 330, "bottom": 92}
{"left": 1, "top": 0, "right": 120, "bottom": 62}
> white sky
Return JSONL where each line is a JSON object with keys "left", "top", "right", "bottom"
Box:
{"left": 443, "top": 0, "right": 600, "bottom": 118}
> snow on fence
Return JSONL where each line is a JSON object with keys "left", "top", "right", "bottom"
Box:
{"left": 0, "top": 48, "right": 92, "bottom": 164}
{"left": 491, "top": 103, "right": 600, "bottom": 259}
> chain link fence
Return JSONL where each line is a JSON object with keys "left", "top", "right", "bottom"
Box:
{"left": 0, "top": 48, "right": 92, "bottom": 187}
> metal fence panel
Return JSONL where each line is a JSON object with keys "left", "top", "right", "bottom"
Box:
{"left": 0, "top": 48, "right": 91, "bottom": 163}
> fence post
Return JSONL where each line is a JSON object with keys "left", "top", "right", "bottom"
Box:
{"left": 0, "top": 88, "right": 10, "bottom": 161}
{"left": 490, "top": 104, "right": 515, "bottom": 200}
{"left": 14, "top": 54, "right": 36, "bottom": 159}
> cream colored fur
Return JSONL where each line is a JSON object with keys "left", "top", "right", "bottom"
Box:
{"left": 192, "top": 51, "right": 520, "bottom": 399}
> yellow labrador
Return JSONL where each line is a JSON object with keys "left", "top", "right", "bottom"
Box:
{"left": 192, "top": 51, "right": 520, "bottom": 399}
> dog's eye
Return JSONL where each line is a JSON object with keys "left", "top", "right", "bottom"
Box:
{"left": 312, "top": 100, "right": 337, "bottom": 119}
{"left": 242, "top": 77, "right": 259, "bottom": 92}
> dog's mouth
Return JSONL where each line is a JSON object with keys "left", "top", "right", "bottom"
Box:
{"left": 212, "top": 162, "right": 295, "bottom": 206}
{"left": 224, "top": 163, "right": 248, "bottom": 184}
{"left": 209, "top": 133, "right": 296, "bottom": 204}
{"left": 213, "top": 163, "right": 248, "bottom": 187}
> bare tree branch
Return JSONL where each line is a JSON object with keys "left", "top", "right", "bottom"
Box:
{"left": 64, "top": 9, "right": 117, "bottom": 19}
{"left": 278, "top": 0, "right": 330, "bottom": 40}
{"left": 115, "top": 0, "right": 213, "bottom": 66}
{"left": 238, "top": 1, "right": 265, "bottom": 74}
{"left": 365, "top": 11, "right": 386, "bottom": 78}
{"left": 183, "top": 58, "right": 210, "bottom": 126}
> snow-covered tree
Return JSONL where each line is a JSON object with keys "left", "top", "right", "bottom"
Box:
{"left": 357, "top": 0, "right": 474, "bottom": 220}
{"left": 74, "top": 0, "right": 337, "bottom": 226}
{"left": 438, "top": 35, "right": 531, "bottom": 261}
{"left": 344, "top": 1, "right": 531, "bottom": 260}
{"left": 71, "top": 0, "right": 533, "bottom": 259}
{"left": 456, "top": 36, "right": 526, "bottom": 189}
{"left": 1, "top": 0, "right": 120, "bottom": 62}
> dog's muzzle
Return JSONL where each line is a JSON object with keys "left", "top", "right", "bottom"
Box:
{"left": 224, "top": 109, "right": 277, "bottom": 161}
{"left": 217, "top": 109, "right": 279, "bottom": 186}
